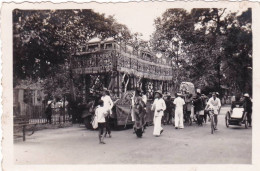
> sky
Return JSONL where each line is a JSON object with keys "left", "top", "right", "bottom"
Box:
{"left": 93, "top": 6, "right": 168, "bottom": 41}
{"left": 93, "top": 6, "right": 246, "bottom": 41}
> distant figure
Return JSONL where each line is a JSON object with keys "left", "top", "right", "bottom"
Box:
{"left": 185, "top": 93, "right": 193, "bottom": 123}
{"left": 164, "top": 94, "right": 174, "bottom": 125}
{"left": 101, "top": 88, "right": 113, "bottom": 138}
{"left": 141, "top": 91, "right": 148, "bottom": 105}
{"left": 231, "top": 95, "right": 236, "bottom": 103}
{"left": 173, "top": 93, "right": 185, "bottom": 129}
{"left": 231, "top": 95, "right": 243, "bottom": 110}
{"left": 45, "top": 102, "right": 52, "bottom": 124}
{"left": 151, "top": 90, "right": 166, "bottom": 137}
{"left": 243, "top": 93, "right": 252, "bottom": 127}
{"left": 95, "top": 100, "right": 108, "bottom": 144}
{"left": 193, "top": 93, "right": 205, "bottom": 125}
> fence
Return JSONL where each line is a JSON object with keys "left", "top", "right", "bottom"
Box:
{"left": 14, "top": 103, "right": 71, "bottom": 124}
{"left": 29, "top": 107, "right": 71, "bottom": 124}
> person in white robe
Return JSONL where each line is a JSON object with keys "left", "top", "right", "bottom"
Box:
{"left": 101, "top": 88, "right": 114, "bottom": 137}
{"left": 151, "top": 90, "right": 166, "bottom": 137}
{"left": 101, "top": 88, "right": 114, "bottom": 114}
{"left": 174, "top": 93, "right": 185, "bottom": 129}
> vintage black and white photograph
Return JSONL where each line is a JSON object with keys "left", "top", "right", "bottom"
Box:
{"left": 2, "top": 1, "right": 257, "bottom": 169}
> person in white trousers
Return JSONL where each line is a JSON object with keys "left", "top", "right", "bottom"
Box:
{"left": 151, "top": 90, "right": 166, "bottom": 137}
{"left": 174, "top": 93, "right": 185, "bottom": 129}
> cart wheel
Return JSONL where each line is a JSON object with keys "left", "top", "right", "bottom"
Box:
{"left": 225, "top": 113, "right": 229, "bottom": 128}
{"left": 245, "top": 117, "right": 248, "bottom": 129}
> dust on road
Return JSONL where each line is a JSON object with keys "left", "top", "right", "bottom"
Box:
{"left": 14, "top": 106, "right": 252, "bottom": 164}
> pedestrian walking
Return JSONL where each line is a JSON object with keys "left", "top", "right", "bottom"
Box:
{"left": 151, "top": 90, "right": 166, "bottom": 137}
{"left": 194, "top": 93, "right": 205, "bottom": 125}
{"left": 164, "top": 93, "right": 174, "bottom": 125}
{"left": 243, "top": 93, "right": 252, "bottom": 127}
{"left": 141, "top": 90, "right": 148, "bottom": 128}
{"left": 132, "top": 89, "right": 146, "bottom": 137}
{"left": 101, "top": 88, "right": 113, "bottom": 138}
{"left": 173, "top": 93, "right": 185, "bottom": 129}
{"left": 95, "top": 100, "right": 108, "bottom": 144}
{"left": 45, "top": 101, "right": 52, "bottom": 124}
{"left": 185, "top": 93, "right": 192, "bottom": 123}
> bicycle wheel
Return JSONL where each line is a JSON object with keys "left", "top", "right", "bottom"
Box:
{"left": 211, "top": 115, "right": 214, "bottom": 134}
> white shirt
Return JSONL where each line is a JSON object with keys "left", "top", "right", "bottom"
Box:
{"left": 142, "top": 95, "right": 147, "bottom": 104}
{"left": 207, "top": 97, "right": 221, "bottom": 110}
{"left": 95, "top": 105, "right": 107, "bottom": 123}
{"left": 151, "top": 98, "right": 166, "bottom": 117}
{"left": 101, "top": 95, "right": 113, "bottom": 110}
{"left": 174, "top": 97, "right": 185, "bottom": 111}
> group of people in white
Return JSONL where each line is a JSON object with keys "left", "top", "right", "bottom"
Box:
{"left": 93, "top": 87, "right": 224, "bottom": 144}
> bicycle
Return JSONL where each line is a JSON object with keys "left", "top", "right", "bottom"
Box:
{"left": 208, "top": 109, "right": 218, "bottom": 134}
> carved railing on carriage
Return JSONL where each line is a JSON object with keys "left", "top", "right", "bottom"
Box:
{"left": 71, "top": 37, "right": 173, "bottom": 81}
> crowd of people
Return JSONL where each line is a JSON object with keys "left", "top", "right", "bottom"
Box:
{"left": 45, "top": 87, "right": 252, "bottom": 145}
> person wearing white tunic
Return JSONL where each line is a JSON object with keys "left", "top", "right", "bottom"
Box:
{"left": 174, "top": 93, "right": 185, "bottom": 129}
{"left": 151, "top": 90, "right": 166, "bottom": 137}
{"left": 101, "top": 89, "right": 114, "bottom": 114}
{"left": 205, "top": 92, "right": 221, "bottom": 129}
{"left": 101, "top": 88, "right": 114, "bottom": 138}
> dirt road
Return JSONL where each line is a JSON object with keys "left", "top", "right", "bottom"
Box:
{"left": 14, "top": 106, "right": 251, "bottom": 164}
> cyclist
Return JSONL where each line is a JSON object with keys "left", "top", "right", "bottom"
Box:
{"left": 205, "top": 92, "right": 221, "bottom": 130}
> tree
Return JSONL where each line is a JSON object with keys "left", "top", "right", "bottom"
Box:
{"left": 151, "top": 8, "right": 252, "bottom": 95}
{"left": 151, "top": 9, "right": 194, "bottom": 91}
{"left": 13, "top": 9, "right": 133, "bottom": 100}
{"left": 221, "top": 9, "right": 252, "bottom": 95}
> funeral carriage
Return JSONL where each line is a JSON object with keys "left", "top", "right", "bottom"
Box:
{"left": 71, "top": 37, "right": 173, "bottom": 129}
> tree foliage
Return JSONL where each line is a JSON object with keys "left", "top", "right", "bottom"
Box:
{"left": 13, "top": 9, "right": 132, "bottom": 99}
{"left": 151, "top": 8, "right": 252, "bottom": 95}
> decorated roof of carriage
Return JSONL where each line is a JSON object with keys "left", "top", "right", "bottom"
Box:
{"left": 87, "top": 37, "right": 102, "bottom": 44}
{"left": 72, "top": 38, "right": 173, "bottom": 81}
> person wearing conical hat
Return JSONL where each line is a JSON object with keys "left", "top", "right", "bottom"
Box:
{"left": 151, "top": 90, "right": 166, "bottom": 137}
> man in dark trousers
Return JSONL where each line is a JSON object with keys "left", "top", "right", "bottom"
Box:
{"left": 164, "top": 94, "right": 174, "bottom": 125}
{"left": 243, "top": 93, "right": 252, "bottom": 127}
{"left": 45, "top": 102, "right": 52, "bottom": 124}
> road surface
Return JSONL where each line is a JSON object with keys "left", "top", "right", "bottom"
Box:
{"left": 14, "top": 106, "right": 252, "bottom": 164}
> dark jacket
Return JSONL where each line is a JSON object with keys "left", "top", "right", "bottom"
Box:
{"left": 243, "top": 98, "right": 252, "bottom": 113}
{"left": 165, "top": 99, "right": 174, "bottom": 113}
{"left": 45, "top": 104, "right": 52, "bottom": 116}
{"left": 194, "top": 97, "right": 204, "bottom": 112}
